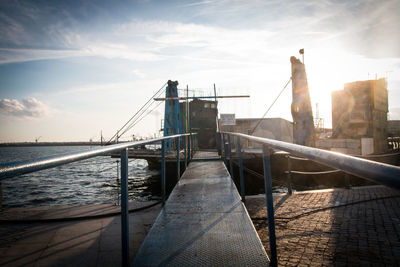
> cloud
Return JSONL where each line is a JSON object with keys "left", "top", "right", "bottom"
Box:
{"left": 0, "top": 97, "right": 49, "bottom": 118}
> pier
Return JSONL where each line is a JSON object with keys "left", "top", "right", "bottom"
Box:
{"left": 133, "top": 151, "right": 269, "bottom": 266}
{"left": 1, "top": 132, "right": 399, "bottom": 266}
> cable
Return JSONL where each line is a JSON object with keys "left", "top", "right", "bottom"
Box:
{"left": 106, "top": 82, "right": 167, "bottom": 144}
{"left": 0, "top": 201, "right": 162, "bottom": 224}
{"left": 249, "top": 77, "right": 292, "bottom": 135}
{"left": 250, "top": 194, "right": 400, "bottom": 221}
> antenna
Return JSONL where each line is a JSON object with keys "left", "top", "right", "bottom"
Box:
{"left": 299, "top": 48, "right": 304, "bottom": 64}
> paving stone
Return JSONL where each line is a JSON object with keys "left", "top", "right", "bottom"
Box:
{"left": 246, "top": 185, "right": 400, "bottom": 266}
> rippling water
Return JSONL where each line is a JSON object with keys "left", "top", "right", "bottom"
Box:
{"left": 0, "top": 146, "right": 161, "bottom": 208}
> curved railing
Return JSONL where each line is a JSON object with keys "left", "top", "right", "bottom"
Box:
{"left": 0, "top": 133, "right": 197, "bottom": 267}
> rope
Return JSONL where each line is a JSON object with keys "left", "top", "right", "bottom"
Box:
{"left": 251, "top": 195, "right": 400, "bottom": 222}
{"left": 249, "top": 77, "right": 292, "bottom": 135}
{"left": 230, "top": 159, "right": 281, "bottom": 183}
{"left": 287, "top": 155, "right": 310, "bottom": 161}
{"left": 285, "top": 169, "right": 341, "bottom": 175}
{"left": 0, "top": 201, "right": 162, "bottom": 224}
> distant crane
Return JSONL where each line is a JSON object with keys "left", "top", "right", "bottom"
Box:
{"left": 35, "top": 136, "right": 41, "bottom": 143}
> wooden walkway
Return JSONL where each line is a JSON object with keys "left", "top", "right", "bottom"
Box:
{"left": 133, "top": 151, "right": 270, "bottom": 266}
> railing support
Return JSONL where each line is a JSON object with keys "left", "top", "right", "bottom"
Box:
{"left": 222, "top": 133, "right": 227, "bottom": 166}
{"left": 286, "top": 155, "right": 293, "bottom": 195}
{"left": 237, "top": 137, "right": 245, "bottom": 202}
{"left": 227, "top": 134, "right": 234, "bottom": 178}
{"left": 184, "top": 135, "right": 187, "bottom": 169}
{"left": 120, "top": 148, "right": 130, "bottom": 267}
{"left": 176, "top": 136, "right": 180, "bottom": 181}
{"left": 116, "top": 160, "right": 120, "bottom": 205}
{"left": 262, "top": 145, "right": 278, "bottom": 267}
{"left": 161, "top": 140, "right": 166, "bottom": 205}
{"left": 188, "top": 134, "right": 191, "bottom": 160}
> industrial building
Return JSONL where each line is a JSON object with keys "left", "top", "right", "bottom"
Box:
{"left": 323, "top": 78, "right": 388, "bottom": 154}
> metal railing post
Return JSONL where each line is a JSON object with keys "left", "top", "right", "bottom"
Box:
{"left": 184, "top": 135, "right": 187, "bottom": 169}
{"left": 176, "top": 136, "right": 180, "bottom": 181}
{"left": 120, "top": 148, "right": 130, "bottom": 267}
{"left": 188, "top": 134, "right": 191, "bottom": 160}
{"left": 161, "top": 140, "right": 166, "bottom": 205}
{"left": 237, "top": 137, "right": 245, "bottom": 202}
{"left": 216, "top": 132, "right": 221, "bottom": 155}
{"left": 262, "top": 145, "right": 278, "bottom": 267}
{"left": 286, "top": 155, "right": 293, "bottom": 195}
{"left": 116, "top": 160, "right": 120, "bottom": 205}
{"left": 228, "top": 134, "right": 234, "bottom": 178}
{"left": 222, "top": 133, "right": 227, "bottom": 166}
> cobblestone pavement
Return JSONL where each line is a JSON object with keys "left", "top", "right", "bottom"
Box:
{"left": 245, "top": 185, "right": 400, "bottom": 267}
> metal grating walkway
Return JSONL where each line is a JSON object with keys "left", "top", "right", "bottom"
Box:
{"left": 133, "top": 151, "right": 270, "bottom": 266}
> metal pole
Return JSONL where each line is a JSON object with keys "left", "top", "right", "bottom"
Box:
{"left": 286, "top": 155, "right": 293, "bottom": 195}
{"left": 120, "top": 149, "right": 130, "bottom": 267}
{"left": 188, "top": 134, "right": 191, "bottom": 161}
{"left": 228, "top": 134, "right": 234, "bottom": 178}
{"left": 161, "top": 140, "right": 166, "bottom": 205}
{"left": 237, "top": 137, "right": 245, "bottom": 202}
{"left": 262, "top": 145, "right": 277, "bottom": 267}
{"left": 222, "top": 133, "right": 227, "bottom": 166}
{"left": 176, "top": 136, "right": 180, "bottom": 181}
{"left": 116, "top": 160, "right": 120, "bottom": 205}
{"left": 184, "top": 135, "right": 187, "bottom": 169}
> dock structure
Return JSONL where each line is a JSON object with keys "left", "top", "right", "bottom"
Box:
{"left": 133, "top": 151, "right": 270, "bottom": 266}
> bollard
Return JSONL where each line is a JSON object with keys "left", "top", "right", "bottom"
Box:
{"left": 161, "top": 140, "right": 166, "bottom": 205}
{"left": 262, "top": 145, "right": 278, "bottom": 267}
{"left": 286, "top": 155, "right": 293, "bottom": 195}
{"left": 120, "top": 149, "right": 130, "bottom": 267}
{"left": 176, "top": 136, "right": 180, "bottom": 181}
{"left": 237, "top": 137, "right": 245, "bottom": 202}
{"left": 227, "top": 134, "right": 234, "bottom": 178}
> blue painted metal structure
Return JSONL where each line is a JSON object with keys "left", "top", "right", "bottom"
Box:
{"left": 164, "top": 80, "right": 184, "bottom": 151}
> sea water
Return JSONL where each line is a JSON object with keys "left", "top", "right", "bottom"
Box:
{"left": 0, "top": 146, "right": 161, "bottom": 208}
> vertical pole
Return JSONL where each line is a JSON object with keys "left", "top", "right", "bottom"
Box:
{"left": 184, "top": 135, "right": 187, "bottom": 169}
{"left": 222, "top": 133, "right": 227, "bottom": 166}
{"left": 176, "top": 136, "right": 180, "bottom": 181}
{"left": 120, "top": 149, "right": 130, "bottom": 267}
{"left": 286, "top": 155, "right": 293, "bottom": 195}
{"left": 188, "top": 134, "right": 191, "bottom": 161}
{"left": 262, "top": 145, "right": 277, "bottom": 267}
{"left": 227, "top": 134, "right": 234, "bottom": 178}
{"left": 116, "top": 160, "right": 120, "bottom": 205}
{"left": 216, "top": 132, "right": 221, "bottom": 155}
{"left": 237, "top": 137, "right": 245, "bottom": 202}
{"left": 161, "top": 140, "right": 166, "bottom": 205}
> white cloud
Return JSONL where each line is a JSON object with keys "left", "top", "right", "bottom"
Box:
{"left": 0, "top": 97, "right": 49, "bottom": 119}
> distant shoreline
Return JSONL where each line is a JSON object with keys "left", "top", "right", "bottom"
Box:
{"left": 0, "top": 142, "right": 104, "bottom": 147}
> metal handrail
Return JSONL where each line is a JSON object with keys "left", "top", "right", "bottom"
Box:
{"left": 219, "top": 131, "right": 400, "bottom": 267}
{"left": 223, "top": 132, "right": 400, "bottom": 190}
{"left": 0, "top": 132, "right": 196, "bottom": 267}
{"left": 0, "top": 133, "right": 193, "bottom": 181}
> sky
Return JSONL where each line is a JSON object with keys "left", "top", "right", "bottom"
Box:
{"left": 0, "top": 0, "right": 399, "bottom": 142}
